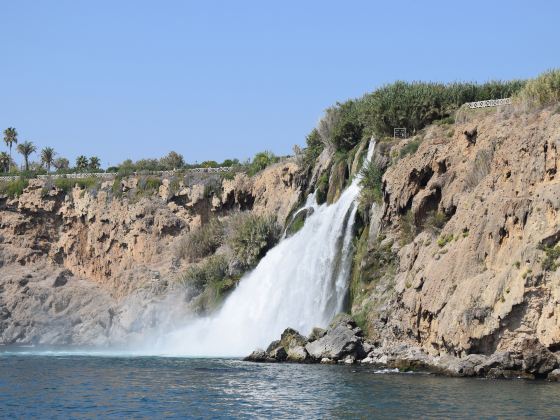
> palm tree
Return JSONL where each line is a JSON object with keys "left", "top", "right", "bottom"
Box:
{"left": 75, "top": 155, "right": 88, "bottom": 171}
{"left": 89, "top": 156, "right": 101, "bottom": 170}
{"left": 0, "top": 152, "right": 10, "bottom": 173}
{"left": 16, "top": 141, "right": 36, "bottom": 172}
{"left": 3, "top": 127, "right": 18, "bottom": 172}
{"left": 53, "top": 157, "right": 70, "bottom": 171}
{"left": 40, "top": 147, "right": 56, "bottom": 173}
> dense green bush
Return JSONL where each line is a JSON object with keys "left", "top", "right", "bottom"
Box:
{"left": 0, "top": 177, "right": 29, "bottom": 197}
{"left": 247, "top": 151, "right": 278, "bottom": 176}
{"left": 226, "top": 213, "right": 281, "bottom": 269}
{"left": 358, "top": 161, "right": 383, "bottom": 209}
{"left": 303, "top": 128, "right": 324, "bottom": 168}
{"left": 179, "top": 254, "right": 229, "bottom": 294}
{"left": 175, "top": 218, "right": 225, "bottom": 262}
{"left": 399, "top": 138, "right": 422, "bottom": 158}
{"left": 304, "top": 79, "right": 525, "bottom": 160}
{"left": 358, "top": 80, "right": 525, "bottom": 137}
{"left": 515, "top": 69, "right": 560, "bottom": 109}
{"left": 541, "top": 244, "right": 560, "bottom": 272}
{"left": 315, "top": 171, "right": 329, "bottom": 205}
{"left": 137, "top": 176, "right": 162, "bottom": 194}
{"left": 53, "top": 177, "right": 100, "bottom": 193}
{"left": 323, "top": 101, "right": 365, "bottom": 152}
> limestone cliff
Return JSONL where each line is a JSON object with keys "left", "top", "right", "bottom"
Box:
{"left": 4, "top": 102, "right": 560, "bottom": 379}
{"left": 0, "top": 161, "right": 302, "bottom": 345}
{"left": 351, "top": 106, "right": 560, "bottom": 377}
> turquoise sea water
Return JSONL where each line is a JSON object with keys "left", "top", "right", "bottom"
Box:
{"left": 1, "top": 348, "right": 559, "bottom": 419}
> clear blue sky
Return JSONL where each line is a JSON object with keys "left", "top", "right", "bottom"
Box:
{"left": 1, "top": 1, "right": 558, "bottom": 168}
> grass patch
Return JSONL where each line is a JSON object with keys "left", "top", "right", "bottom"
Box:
{"left": 54, "top": 177, "right": 100, "bottom": 193}
{"left": 175, "top": 218, "right": 225, "bottom": 263}
{"left": 437, "top": 234, "right": 454, "bottom": 248}
{"left": 227, "top": 213, "right": 281, "bottom": 270}
{"left": 515, "top": 69, "right": 560, "bottom": 109}
{"left": 541, "top": 244, "right": 560, "bottom": 271}
{"left": 285, "top": 212, "right": 306, "bottom": 237}
{"left": 137, "top": 176, "right": 162, "bottom": 195}
{"left": 399, "top": 138, "right": 421, "bottom": 158}
{"left": 0, "top": 177, "right": 29, "bottom": 197}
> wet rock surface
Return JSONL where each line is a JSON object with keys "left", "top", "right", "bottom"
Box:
{"left": 246, "top": 314, "right": 560, "bottom": 379}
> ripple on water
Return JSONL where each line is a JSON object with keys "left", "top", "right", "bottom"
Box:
{"left": 1, "top": 351, "right": 559, "bottom": 418}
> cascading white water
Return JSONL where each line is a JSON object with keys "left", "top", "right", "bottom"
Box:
{"left": 148, "top": 140, "right": 376, "bottom": 357}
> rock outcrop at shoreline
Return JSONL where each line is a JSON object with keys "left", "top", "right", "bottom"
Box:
{"left": 245, "top": 314, "right": 560, "bottom": 380}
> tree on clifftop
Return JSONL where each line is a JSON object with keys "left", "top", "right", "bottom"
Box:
{"left": 3, "top": 127, "right": 18, "bottom": 172}
{"left": 160, "top": 151, "right": 184, "bottom": 170}
{"left": 17, "top": 141, "right": 36, "bottom": 172}
{"left": 89, "top": 156, "right": 101, "bottom": 170}
{"left": 53, "top": 157, "right": 69, "bottom": 171}
{"left": 76, "top": 155, "right": 88, "bottom": 171}
{"left": 40, "top": 147, "right": 56, "bottom": 172}
{"left": 0, "top": 152, "right": 10, "bottom": 173}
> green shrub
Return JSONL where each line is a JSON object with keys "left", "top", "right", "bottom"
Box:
{"left": 422, "top": 211, "right": 448, "bottom": 233}
{"left": 399, "top": 139, "right": 421, "bottom": 158}
{"left": 315, "top": 171, "right": 329, "bottom": 205}
{"left": 285, "top": 211, "right": 307, "bottom": 237}
{"left": 358, "top": 80, "right": 525, "bottom": 137}
{"left": 204, "top": 180, "right": 222, "bottom": 198}
{"left": 515, "top": 69, "right": 560, "bottom": 109}
{"left": 359, "top": 161, "right": 383, "bottom": 209}
{"left": 437, "top": 234, "right": 454, "bottom": 248}
{"left": 112, "top": 176, "right": 124, "bottom": 198}
{"left": 221, "top": 171, "right": 236, "bottom": 181}
{"left": 137, "top": 176, "right": 162, "bottom": 194}
{"left": 247, "top": 151, "right": 278, "bottom": 176}
{"left": 54, "top": 177, "right": 100, "bottom": 193}
{"left": 0, "top": 177, "right": 29, "bottom": 197}
{"left": 175, "top": 218, "right": 225, "bottom": 262}
{"left": 323, "top": 100, "right": 365, "bottom": 152}
{"left": 227, "top": 213, "right": 281, "bottom": 269}
{"left": 541, "top": 244, "right": 560, "bottom": 271}
{"left": 303, "top": 128, "right": 324, "bottom": 169}
{"left": 179, "top": 254, "right": 229, "bottom": 294}
{"left": 434, "top": 116, "right": 455, "bottom": 126}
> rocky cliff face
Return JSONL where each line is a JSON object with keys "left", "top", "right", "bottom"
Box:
{"left": 351, "top": 106, "right": 560, "bottom": 377}
{"left": 4, "top": 103, "right": 560, "bottom": 379}
{"left": 0, "top": 161, "right": 303, "bottom": 345}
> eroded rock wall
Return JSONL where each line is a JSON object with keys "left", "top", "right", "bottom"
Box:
{"left": 355, "top": 107, "right": 560, "bottom": 369}
{"left": 0, "top": 161, "right": 302, "bottom": 344}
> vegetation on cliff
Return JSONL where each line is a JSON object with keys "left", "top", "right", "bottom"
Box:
{"left": 302, "top": 79, "right": 526, "bottom": 171}
{"left": 175, "top": 212, "right": 282, "bottom": 312}
{"left": 515, "top": 69, "right": 560, "bottom": 109}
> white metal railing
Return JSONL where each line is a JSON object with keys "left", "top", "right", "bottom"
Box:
{"left": 465, "top": 98, "right": 512, "bottom": 109}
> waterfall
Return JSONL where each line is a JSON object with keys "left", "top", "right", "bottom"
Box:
{"left": 149, "top": 140, "right": 376, "bottom": 357}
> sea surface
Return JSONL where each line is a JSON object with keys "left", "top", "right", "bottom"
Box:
{"left": 1, "top": 348, "right": 559, "bottom": 419}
